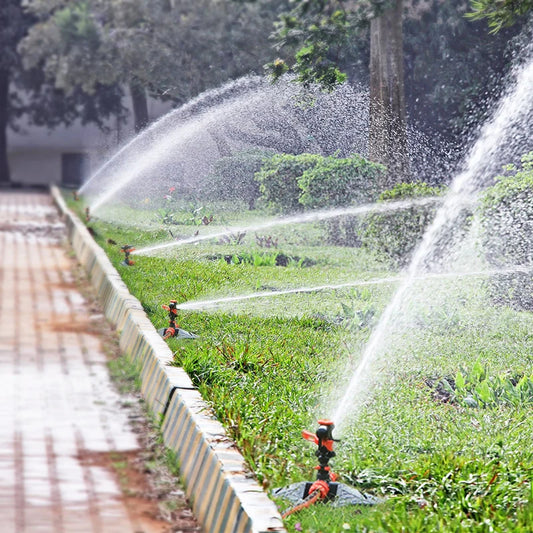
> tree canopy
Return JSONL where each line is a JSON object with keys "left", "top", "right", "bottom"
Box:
{"left": 0, "top": 0, "right": 124, "bottom": 184}
{"left": 20, "top": 0, "right": 291, "bottom": 129}
{"left": 467, "top": 0, "right": 533, "bottom": 33}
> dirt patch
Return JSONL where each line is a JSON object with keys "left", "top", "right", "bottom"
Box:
{"left": 67, "top": 252, "right": 202, "bottom": 533}
{"left": 45, "top": 318, "right": 104, "bottom": 336}
{"left": 78, "top": 448, "right": 199, "bottom": 533}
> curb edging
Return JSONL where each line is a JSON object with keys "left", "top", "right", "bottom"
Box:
{"left": 51, "top": 186, "right": 286, "bottom": 533}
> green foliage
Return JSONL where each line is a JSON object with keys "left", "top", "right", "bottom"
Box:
{"left": 298, "top": 154, "right": 385, "bottom": 246}
{"left": 254, "top": 153, "right": 322, "bottom": 213}
{"left": 0, "top": 0, "right": 126, "bottom": 183}
{"left": 19, "top": 0, "right": 291, "bottom": 115}
{"left": 480, "top": 152, "right": 533, "bottom": 215}
{"left": 156, "top": 203, "right": 214, "bottom": 227}
{"left": 255, "top": 152, "right": 384, "bottom": 217}
{"left": 269, "top": 0, "right": 377, "bottom": 90}
{"left": 71, "top": 192, "right": 533, "bottom": 531}
{"left": 215, "top": 250, "right": 313, "bottom": 268}
{"left": 362, "top": 182, "right": 445, "bottom": 268}
{"left": 467, "top": 0, "right": 533, "bottom": 33}
{"left": 54, "top": 2, "right": 100, "bottom": 52}
{"left": 479, "top": 152, "right": 533, "bottom": 309}
{"left": 271, "top": 0, "right": 528, "bottom": 153}
{"left": 204, "top": 149, "right": 275, "bottom": 209}
{"left": 435, "top": 360, "right": 533, "bottom": 408}
{"left": 298, "top": 153, "right": 384, "bottom": 209}
{"left": 338, "top": 288, "right": 376, "bottom": 333}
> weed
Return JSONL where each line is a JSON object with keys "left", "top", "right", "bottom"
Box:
{"left": 429, "top": 360, "right": 533, "bottom": 408}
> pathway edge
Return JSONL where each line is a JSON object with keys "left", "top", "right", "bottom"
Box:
{"left": 51, "top": 186, "right": 286, "bottom": 533}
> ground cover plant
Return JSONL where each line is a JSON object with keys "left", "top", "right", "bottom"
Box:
{"left": 66, "top": 193, "right": 533, "bottom": 532}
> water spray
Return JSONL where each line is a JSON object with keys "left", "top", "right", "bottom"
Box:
{"left": 273, "top": 420, "right": 380, "bottom": 518}
{"left": 120, "top": 245, "right": 136, "bottom": 266}
{"left": 158, "top": 300, "right": 198, "bottom": 339}
{"left": 133, "top": 197, "right": 445, "bottom": 257}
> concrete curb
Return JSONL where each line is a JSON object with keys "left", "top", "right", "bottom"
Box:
{"left": 51, "top": 187, "right": 286, "bottom": 533}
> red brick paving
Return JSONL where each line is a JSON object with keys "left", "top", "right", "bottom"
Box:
{"left": 0, "top": 190, "right": 154, "bottom": 532}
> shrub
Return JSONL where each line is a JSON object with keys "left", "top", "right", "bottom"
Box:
{"left": 254, "top": 153, "right": 322, "bottom": 213}
{"left": 479, "top": 152, "right": 533, "bottom": 310}
{"left": 204, "top": 149, "right": 275, "bottom": 209}
{"left": 255, "top": 153, "right": 385, "bottom": 247}
{"left": 362, "top": 182, "right": 446, "bottom": 268}
{"left": 298, "top": 154, "right": 385, "bottom": 246}
{"left": 298, "top": 153, "right": 384, "bottom": 209}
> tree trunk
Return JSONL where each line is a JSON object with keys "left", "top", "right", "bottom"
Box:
{"left": 129, "top": 81, "right": 149, "bottom": 133}
{"left": 368, "top": 0, "right": 409, "bottom": 188}
{"left": 0, "top": 68, "right": 11, "bottom": 185}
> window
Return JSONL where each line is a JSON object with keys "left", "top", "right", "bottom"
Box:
{"left": 61, "top": 153, "right": 89, "bottom": 188}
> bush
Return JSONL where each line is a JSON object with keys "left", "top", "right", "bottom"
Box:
{"left": 204, "top": 149, "right": 275, "bottom": 209}
{"left": 254, "top": 151, "right": 385, "bottom": 235}
{"left": 298, "top": 153, "right": 384, "bottom": 209}
{"left": 479, "top": 152, "right": 533, "bottom": 310}
{"left": 362, "top": 182, "right": 446, "bottom": 268}
{"left": 254, "top": 153, "right": 322, "bottom": 213}
{"left": 297, "top": 154, "right": 385, "bottom": 246}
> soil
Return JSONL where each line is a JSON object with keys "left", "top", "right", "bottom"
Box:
{"left": 71, "top": 258, "right": 202, "bottom": 533}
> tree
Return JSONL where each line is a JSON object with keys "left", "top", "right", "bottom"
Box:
{"left": 368, "top": 0, "right": 408, "bottom": 185}
{"left": 467, "top": 0, "right": 533, "bottom": 33}
{"left": 0, "top": 1, "right": 30, "bottom": 184}
{"left": 271, "top": 0, "right": 409, "bottom": 187}
{"left": 0, "top": 0, "right": 126, "bottom": 185}
{"left": 20, "top": 0, "right": 152, "bottom": 133}
{"left": 20, "top": 0, "right": 292, "bottom": 133}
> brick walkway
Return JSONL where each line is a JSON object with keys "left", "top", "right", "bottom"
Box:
{"left": 0, "top": 190, "right": 153, "bottom": 532}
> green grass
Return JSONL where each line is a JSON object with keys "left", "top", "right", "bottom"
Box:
{"left": 68, "top": 195, "right": 533, "bottom": 532}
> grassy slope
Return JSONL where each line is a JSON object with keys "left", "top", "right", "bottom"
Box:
{"left": 71, "top": 197, "right": 533, "bottom": 533}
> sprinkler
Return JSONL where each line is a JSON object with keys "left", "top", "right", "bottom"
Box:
{"left": 158, "top": 300, "right": 198, "bottom": 339}
{"left": 302, "top": 419, "right": 339, "bottom": 495}
{"left": 85, "top": 206, "right": 91, "bottom": 221}
{"left": 273, "top": 420, "right": 381, "bottom": 517}
{"left": 120, "top": 244, "right": 135, "bottom": 266}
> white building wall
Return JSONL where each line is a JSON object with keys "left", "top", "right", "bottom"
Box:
{"left": 7, "top": 94, "right": 173, "bottom": 187}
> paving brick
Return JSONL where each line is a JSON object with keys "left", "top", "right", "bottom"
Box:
{"left": 0, "top": 191, "right": 146, "bottom": 532}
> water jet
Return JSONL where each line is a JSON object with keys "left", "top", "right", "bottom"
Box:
{"left": 133, "top": 197, "right": 443, "bottom": 257}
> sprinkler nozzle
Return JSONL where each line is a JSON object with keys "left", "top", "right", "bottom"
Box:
{"left": 158, "top": 300, "right": 198, "bottom": 340}
{"left": 120, "top": 244, "right": 136, "bottom": 266}
{"left": 302, "top": 419, "right": 339, "bottom": 482}
{"left": 161, "top": 300, "right": 180, "bottom": 339}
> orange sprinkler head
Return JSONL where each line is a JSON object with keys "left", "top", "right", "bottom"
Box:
{"left": 159, "top": 300, "right": 197, "bottom": 340}
{"left": 273, "top": 418, "right": 382, "bottom": 512}
{"left": 302, "top": 419, "right": 339, "bottom": 482}
{"left": 120, "top": 245, "right": 136, "bottom": 266}
{"left": 162, "top": 300, "right": 179, "bottom": 314}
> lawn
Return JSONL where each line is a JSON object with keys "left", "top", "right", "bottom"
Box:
{"left": 68, "top": 195, "right": 533, "bottom": 532}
